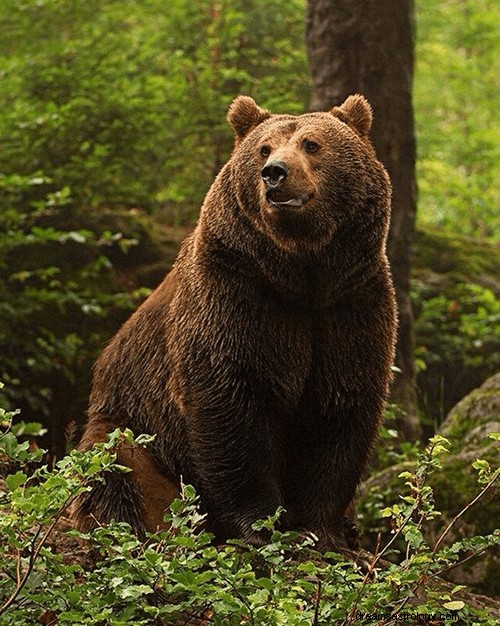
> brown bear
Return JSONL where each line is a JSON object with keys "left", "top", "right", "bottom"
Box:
{"left": 72, "top": 94, "right": 397, "bottom": 550}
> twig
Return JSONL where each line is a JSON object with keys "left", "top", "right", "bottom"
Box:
{"left": 312, "top": 578, "right": 321, "bottom": 626}
{"left": 341, "top": 533, "right": 384, "bottom": 625}
{"left": 430, "top": 545, "right": 490, "bottom": 579}
{"left": 431, "top": 470, "right": 499, "bottom": 556}
{"left": 0, "top": 492, "right": 79, "bottom": 616}
{"left": 182, "top": 603, "right": 214, "bottom": 625}
{"left": 364, "top": 501, "right": 418, "bottom": 570}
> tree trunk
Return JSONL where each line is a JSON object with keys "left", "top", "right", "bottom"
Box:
{"left": 306, "top": 0, "right": 421, "bottom": 440}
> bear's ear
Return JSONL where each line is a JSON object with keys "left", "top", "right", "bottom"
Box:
{"left": 227, "top": 96, "right": 271, "bottom": 142}
{"left": 330, "top": 94, "right": 373, "bottom": 138}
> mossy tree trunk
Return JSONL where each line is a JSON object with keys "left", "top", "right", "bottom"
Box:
{"left": 306, "top": 0, "right": 421, "bottom": 440}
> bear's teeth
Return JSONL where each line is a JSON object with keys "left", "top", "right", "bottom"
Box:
{"left": 272, "top": 198, "right": 303, "bottom": 207}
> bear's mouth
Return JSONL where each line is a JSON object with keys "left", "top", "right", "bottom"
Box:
{"left": 265, "top": 188, "right": 312, "bottom": 208}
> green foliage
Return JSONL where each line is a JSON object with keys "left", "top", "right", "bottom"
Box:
{"left": 376, "top": 408, "right": 422, "bottom": 468}
{"left": 155, "top": 0, "right": 309, "bottom": 213}
{"left": 414, "top": 283, "right": 500, "bottom": 371}
{"left": 1, "top": 0, "right": 174, "bottom": 210}
{"left": 412, "top": 278, "right": 500, "bottom": 422}
{"left": 415, "top": 0, "right": 499, "bottom": 239}
{"left": 0, "top": 397, "right": 498, "bottom": 625}
{"left": 0, "top": 174, "right": 149, "bottom": 456}
{"left": 411, "top": 226, "right": 500, "bottom": 426}
{"left": 0, "top": 0, "right": 308, "bottom": 217}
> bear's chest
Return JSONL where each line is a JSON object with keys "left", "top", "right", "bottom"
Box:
{"left": 254, "top": 302, "right": 373, "bottom": 418}
{"left": 171, "top": 263, "right": 374, "bottom": 419}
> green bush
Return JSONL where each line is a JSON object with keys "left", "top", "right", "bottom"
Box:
{"left": 413, "top": 280, "right": 500, "bottom": 425}
{"left": 0, "top": 0, "right": 308, "bottom": 217}
{"left": 415, "top": 0, "right": 499, "bottom": 240}
{"left": 0, "top": 175, "right": 148, "bottom": 456}
{"left": 1, "top": 391, "right": 498, "bottom": 625}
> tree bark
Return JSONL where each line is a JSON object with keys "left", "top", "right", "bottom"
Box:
{"left": 306, "top": 0, "right": 420, "bottom": 440}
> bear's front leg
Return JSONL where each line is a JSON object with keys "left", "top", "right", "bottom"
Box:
{"left": 180, "top": 375, "right": 286, "bottom": 545}
{"left": 284, "top": 401, "right": 380, "bottom": 552}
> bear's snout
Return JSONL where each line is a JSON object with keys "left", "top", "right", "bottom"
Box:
{"left": 261, "top": 160, "right": 289, "bottom": 188}
{"left": 261, "top": 158, "right": 313, "bottom": 210}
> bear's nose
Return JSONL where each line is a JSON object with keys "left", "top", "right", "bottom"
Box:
{"left": 261, "top": 161, "right": 289, "bottom": 188}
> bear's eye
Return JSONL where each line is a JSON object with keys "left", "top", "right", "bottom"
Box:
{"left": 260, "top": 145, "right": 271, "bottom": 158}
{"left": 303, "top": 140, "right": 320, "bottom": 154}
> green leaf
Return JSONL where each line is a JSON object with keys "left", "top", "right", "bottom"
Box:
{"left": 6, "top": 471, "right": 27, "bottom": 491}
{"left": 432, "top": 443, "right": 450, "bottom": 456}
{"left": 398, "top": 471, "right": 414, "bottom": 479}
{"left": 443, "top": 600, "right": 465, "bottom": 611}
{"left": 0, "top": 432, "right": 19, "bottom": 457}
{"left": 256, "top": 577, "right": 275, "bottom": 591}
{"left": 119, "top": 584, "right": 153, "bottom": 599}
{"left": 472, "top": 459, "right": 490, "bottom": 471}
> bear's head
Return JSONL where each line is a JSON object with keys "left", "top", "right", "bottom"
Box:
{"left": 226, "top": 95, "right": 390, "bottom": 254}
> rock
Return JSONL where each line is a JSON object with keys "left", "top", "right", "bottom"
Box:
{"left": 440, "top": 372, "right": 500, "bottom": 451}
{"left": 431, "top": 373, "right": 499, "bottom": 595}
{"left": 358, "top": 373, "right": 500, "bottom": 596}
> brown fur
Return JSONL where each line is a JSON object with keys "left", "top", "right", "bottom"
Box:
{"left": 72, "top": 95, "right": 397, "bottom": 549}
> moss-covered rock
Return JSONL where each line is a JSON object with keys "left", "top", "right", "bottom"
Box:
{"left": 429, "top": 374, "right": 499, "bottom": 595}
{"left": 439, "top": 372, "right": 500, "bottom": 450}
{"left": 413, "top": 228, "right": 500, "bottom": 290}
{"left": 359, "top": 373, "right": 500, "bottom": 596}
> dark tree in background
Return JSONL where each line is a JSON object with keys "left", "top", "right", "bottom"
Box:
{"left": 306, "top": 0, "right": 420, "bottom": 440}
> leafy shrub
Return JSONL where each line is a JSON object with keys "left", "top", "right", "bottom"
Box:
{"left": 415, "top": 0, "right": 499, "bottom": 240}
{"left": 0, "top": 0, "right": 309, "bottom": 217}
{"left": 413, "top": 279, "right": 500, "bottom": 426}
{"left": 0, "top": 176, "right": 148, "bottom": 457}
{"left": 1, "top": 390, "right": 498, "bottom": 625}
